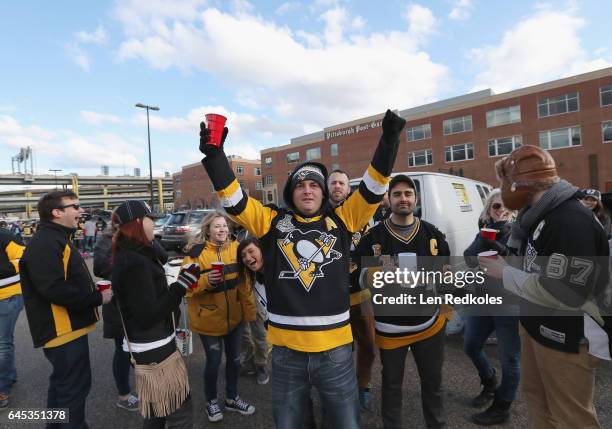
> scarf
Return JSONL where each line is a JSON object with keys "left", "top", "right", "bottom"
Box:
{"left": 507, "top": 180, "right": 578, "bottom": 253}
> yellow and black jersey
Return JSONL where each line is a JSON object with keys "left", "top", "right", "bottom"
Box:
{"left": 202, "top": 144, "right": 398, "bottom": 353}
{"left": 20, "top": 221, "right": 101, "bottom": 348}
{"left": 0, "top": 229, "right": 24, "bottom": 300}
{"left": 183, "top": 240, "right": 256, "bottom": 336}
{"left": 355, "top": 218, "right": 452, "bottom": 350}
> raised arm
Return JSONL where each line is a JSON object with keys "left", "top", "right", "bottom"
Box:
{"left": 199, "top": 123, "right": 277, "bottom": 238}
{"left": 335, "top": 110, "right": 406, "bottom": 232}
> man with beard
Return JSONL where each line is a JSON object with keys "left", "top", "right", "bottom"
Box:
{"left": 327, "top": 169, "right": 377, "bottom": 412}
{"left": 355, "top": 175, "right": 450, "bottom": 428}
{"left": 200, "top": 109, "right": 406, "bottom": 428}
{"left": 479, "top": 145, "right": 610, "bottom": 428}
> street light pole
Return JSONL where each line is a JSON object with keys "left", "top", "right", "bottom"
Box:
{"left": 135, "top": 103, "right": 160, "bottom": 209}
{"left": 49, "top": 169, "right": 62, "bottom": 189}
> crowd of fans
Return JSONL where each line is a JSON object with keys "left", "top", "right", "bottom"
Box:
{"left": 0, "top": 112, "right": 610, "bottom": 429}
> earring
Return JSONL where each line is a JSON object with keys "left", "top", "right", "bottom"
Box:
{"left": 510, "top": 182, "right": 517, "bottom": 192}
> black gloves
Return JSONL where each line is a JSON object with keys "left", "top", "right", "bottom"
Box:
{"left": 199, "top": 122, "right": 229, "bottom": 157}
{"left": 175, "top": 263, "right": 201, "bottom": 290}
{"left": 381, "top": 109, "right": 406, "bottom": 143}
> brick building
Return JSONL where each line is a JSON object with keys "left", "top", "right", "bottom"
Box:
{"left": 261, "top": 67, "right": 612, "bottom": 206}
{"left": 173, "top": 155, "right": 263, "bottom": 209}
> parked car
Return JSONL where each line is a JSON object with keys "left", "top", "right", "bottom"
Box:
{"left": 160, "top": 209, "right": 213, "bottom": 251}
{"left": 153, "top": 214, "right": 172, "bottom": 239}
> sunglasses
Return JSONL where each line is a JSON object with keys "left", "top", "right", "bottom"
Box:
{"left": 492, "top": 203, "right": 505, "bottom": 210}
{"left": 57, "top": 203, "right": 82, "bottom": 211}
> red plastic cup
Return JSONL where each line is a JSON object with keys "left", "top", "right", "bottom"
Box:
{"left": 480, "top": 228, "right": 498, "bottom": 240}
{"left": 211, "top": 262, "right": 224, "bottom": 274}
{"left": 205, "top": 113, "right": 227, "bottom": 147}
{"left": 96, "top": 280, "right": 112, "bottom": 292}
{"left": 478, "top": 250, "right": 499, "bottom": 259}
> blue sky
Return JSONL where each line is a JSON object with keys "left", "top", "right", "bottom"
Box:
{"left": 1, "top": 0, "right": 610, "bottom": 179}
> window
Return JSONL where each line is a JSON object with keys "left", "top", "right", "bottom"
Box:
{"left": 538, "top": 92, "right": 579, "bottom": 117}
{"left": 445, "top": 143, "right": 474, "bottom": 162}
{"left": 256, "top": 181, "right": 263, "bottom": 190}
{"left": 539, "top": 126, "right": 581, "bottom": 149}
{"left": 265, "top": 174, "right": 273, "bottom": 185}
{"left": 601, "top": 85, "right": 612, "bottom": 106}
{"left": 488, "top": 135, "right": 522, "bottom": 157}
{"left": 331, "top": 163, "right": 339, "bottom": 171}
{"left": 254, "top": 167, "right": 261, "bottom": 176}
{"left": 175, "top": 190, "right": 182, "bottom": 198}
{"left": 408, "top": 149, "right": 433, "bottom": 167}
{"left": 330, "top": 143, "right": 338, "bottom": 156}
{"left": 265, "top": 157, "right": 272, "bottom": 168}
{"left": 236, "top": 165, "right": 244, "bottom": 175}
{"left": 443, "top": 115, "right": 472, "bottom": 135}
{"left": 286, "top": 152, "right": 300, "bottom": 163}
{"left": 407, "top": 123, "right": 432, "bottom": 141}
{"left": 603, "top": 121, "right": 612, "bottom": 143}
{"left": 486, "top": 105, "right": 521, "bottom": 127}
{"left": 306, "top": 147, "right": 321, "bottom": 160}
{"left": 237, "top": 180, "right": 245, "bottom": 187}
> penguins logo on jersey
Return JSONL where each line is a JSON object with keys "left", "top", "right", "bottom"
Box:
{"left": 277, "top": 229, "right": 342, "bottom": 291}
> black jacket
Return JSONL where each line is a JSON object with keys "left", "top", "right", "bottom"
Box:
{"left": 20, "top": 220, "right": 101, "bottom": 348}
{"left": 94, "top": 234, "right": 169, "bottom": 339}
{"left": 463, "top": 220, "right": 518, "bottom": 314}
{"left": 111, "top": 240, "right": 184, "bottom": 364}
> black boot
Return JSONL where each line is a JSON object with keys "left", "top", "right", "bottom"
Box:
{"left": 471, "top": 398, "right": 511, "bottom": 426}
{"left": 471, "top": 373, "right": 497, "bottom": 408}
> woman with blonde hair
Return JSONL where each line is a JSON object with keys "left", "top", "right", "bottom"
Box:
{"left": 182, "top": 211, "right": 256, "bottom": 422}
{"left": 462, "top": 190, "right": 520, "bottom": 425}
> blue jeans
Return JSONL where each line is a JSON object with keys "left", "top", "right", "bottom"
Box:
{"left": 43, "top": 334, "right": 91, "bottom": 429}
{"left": 112, "top": 338, "right": 131, "bottom": 396}
{"left": 0, "top": 294, "right": 23, "bottom": 394}
{"left": 463, "top": 316, "right": 521, "bottom": 402}
{"left": 272, "top": 344, "right": 360, "bottom": 429}
{"left": 199, "top": 324, "right": 243, "bottom": 401}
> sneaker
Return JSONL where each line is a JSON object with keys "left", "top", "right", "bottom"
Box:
{"left": 256, "top": 366, "right": 269, "bottom": 385}
{"left": 0, "top": 393, "right": 8, "bottom": 408}
{"left": 116, "top": 394, "right": 139, "bottom": 412}
{"left": 359, "top": 387, "right": 373, "bottom": 412}
{"left": 225, "top": 396, "right": 255, "bottom": 415}
{"left": 206, "top": 399, "right": 224, "bottom": 422}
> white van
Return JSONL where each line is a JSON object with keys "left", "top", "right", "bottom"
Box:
{"left": 350, "top": 172, "right": 493, "bottom": 256}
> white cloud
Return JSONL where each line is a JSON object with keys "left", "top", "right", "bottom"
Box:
{"left": 449, "top": 0, "right": 472, "bottom": 21}
{"left": 470, "top": 8, "right": 611, "bottom": 93}
{"left": 320, "top": 7, "right": 347, "bottom": 45}
{"left": 232, "top": 0, "right": 254, "bottom": 14}
{"left": 405, "top": 4, "right": 437, "bottom": 39}
{"left": 65, "top": 42, "right": 91, "bottom": 71}
{"left": 351, "top": 16, "right": 366, "bottom": 30}
{"left": 0, "top": 115, "right": 142, "bottom": 172}
{"left": 276, "top": 2, "right": 299, "bottom": 16}
{"left": 114, "top": 5, "right": 448, "bottom": 134}
{"left": 80, "top": 110, "right": 122, "bottom": 125}
{"left": 75, "top": 25, "right": 109, "bottom": 45}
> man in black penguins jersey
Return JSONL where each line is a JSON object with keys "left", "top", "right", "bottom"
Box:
{"left": 480, "top": 145, "right": 610, "bottom": 429}
{"left": 354, "top": 174, "right": 451, "bottom": 429}
{"left": 199, "top": 109, "right": 405, "bottom": 429}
